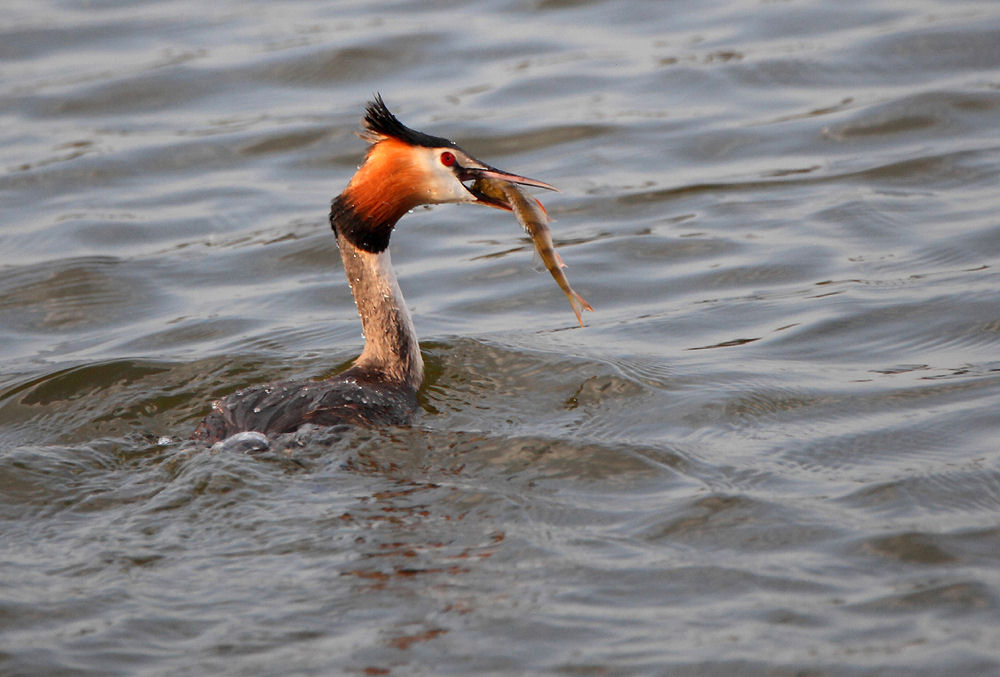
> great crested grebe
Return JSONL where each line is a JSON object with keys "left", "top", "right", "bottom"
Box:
{"left": 193, "top": 96, "right": 555, "bottom": 443}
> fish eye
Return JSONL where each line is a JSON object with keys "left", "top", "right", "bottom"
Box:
{"left": 439, "top": 151, "right": 456, "bottom": 167}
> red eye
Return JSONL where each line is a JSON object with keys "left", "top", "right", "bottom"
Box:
{"left": 439, "top": 151, "right": 456, "bottom": 167}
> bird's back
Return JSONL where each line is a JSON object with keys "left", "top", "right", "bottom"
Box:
{"left": 192, "top": 369, "right": 418, "bottom": 443}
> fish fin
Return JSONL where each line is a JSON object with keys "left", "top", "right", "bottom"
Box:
{"left": 530, "top": 249, "right": 547, "bottom": 273}
{"left": 533, "top": 198, "right": 549, "bottom": 218}
{"left": 554, "top": 250, "right": 567, "bottom": 269}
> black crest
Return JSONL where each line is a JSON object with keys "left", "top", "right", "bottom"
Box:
{"left": 362, "top": 94, "right": 455, "bottom": 149}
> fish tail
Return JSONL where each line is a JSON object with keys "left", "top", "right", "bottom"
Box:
{"left": 567, "top": 288, "right": 593, "bottom": 327}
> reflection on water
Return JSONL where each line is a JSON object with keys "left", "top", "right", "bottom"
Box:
{"left": 3, "top": 0, "right": 1000, "bottom": 674}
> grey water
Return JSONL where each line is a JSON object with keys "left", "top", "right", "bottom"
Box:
{"left": 3, "top": 0, "right": 1000, "bottom": 675}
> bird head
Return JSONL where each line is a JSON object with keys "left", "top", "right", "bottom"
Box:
{"left": 352, "top": 95, "right": 556, "bottom": 211}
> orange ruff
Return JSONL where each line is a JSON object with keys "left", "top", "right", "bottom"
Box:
{"left": 345, "top": 138, "right": 428, "bottom": 227}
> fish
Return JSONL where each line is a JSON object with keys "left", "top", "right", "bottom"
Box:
{"left": 472, "top": 177, "right": 593, "bottom": 326}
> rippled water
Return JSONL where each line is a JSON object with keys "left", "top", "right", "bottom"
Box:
{"left": 3, "top": 0, "right": 1000, "bottom": 674}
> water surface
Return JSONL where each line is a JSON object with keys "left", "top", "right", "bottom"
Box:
{"left": 3, "top": 0, "right": 1000, "bottom": 674}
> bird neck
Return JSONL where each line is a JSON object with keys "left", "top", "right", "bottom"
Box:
{"left": 331, "top": 199, "right": 423, "bottom": 392}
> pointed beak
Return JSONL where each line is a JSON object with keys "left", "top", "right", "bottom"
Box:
{"left": 458, "top": 161, "right": 557, "bottom": 209}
